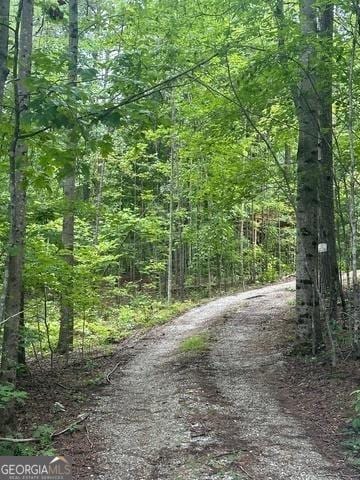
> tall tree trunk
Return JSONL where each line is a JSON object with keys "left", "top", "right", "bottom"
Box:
{"left": 348, "top": 2, "right": 359, "bottom": 352}
{"left": 1, "top": 0, "right": 33, "bottom": 386}
{"left": 0, "top": 0, "right": 11, "bottom": 326}
{"left": 167, "top": 97, "right": 177, "bottom": 303}
{"left": 251, "top": 202, "right": 257, "bottom": 283}
{"left": 318, "top": 3, "right": 340, "bottom": 330}
{"left": 239, "top": 207, "right": 245, "bottom": 288}
{"left": 167, "top": 136, "right": 175, "bottom": 304}
{"left": 57, "top": 0, "right": 78, "bottom": 354}
{"left": 278, "top": 212, "right": 282, "bottom": 277}
{"left": 94, "top": 159, "right": 105, "bottom": 245}
{"left": 0, "top": 0, "right": 10, "bottom": 113}
{"left": 17, "top": 291, "right": 25, "bottom": 368}
{"left": 295, "top": 0, "right": 321, "bottom": 349}
{"left": 178, "top": 229, "right": 185, "bottom": 299}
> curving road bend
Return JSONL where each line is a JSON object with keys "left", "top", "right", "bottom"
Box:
{"left": 88, "top": 280, "right": 353, "bottom": 480}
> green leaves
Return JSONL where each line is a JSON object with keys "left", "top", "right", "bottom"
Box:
{"left": 0, "top": 383, "right": 28, "bottom": 409}
{"left": 98, "top": 134, "right": 113, "bottom": 157}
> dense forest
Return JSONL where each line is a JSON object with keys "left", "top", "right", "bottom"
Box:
{"left": 0, "top": 0, "right": 360, "bottom": 471}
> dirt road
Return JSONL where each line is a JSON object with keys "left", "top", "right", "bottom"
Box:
{"left": 88, "top": 281, "right": 354, "bottom": 480}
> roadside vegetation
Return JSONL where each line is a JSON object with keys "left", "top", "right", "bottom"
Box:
{"left": 0, "top": 0, "right": 359, "bottom": 469}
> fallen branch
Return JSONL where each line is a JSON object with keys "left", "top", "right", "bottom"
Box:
{"left": 55, "top": 382, "right": 72, "bottom": 391}
{"left": 238, "top": 465, "right": 254, "bottom": 480}
{"left": 105, "top": 332, "right": 145, "bottom": 383}
{"left": 0, "top": 436, "right": 38, "bottom": 443}
{"left": 0, "top": 413, "right": 89, "bottom": 444}
{"left": 52, "top": 413, "right": 89, "bottom": 438}
{"left": 85, "top": 425, "right": 94, "bottom": 448}
{"left": 106, "top": 361, "right": 122, "bottom": 383}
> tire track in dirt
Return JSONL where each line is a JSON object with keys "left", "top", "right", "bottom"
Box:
{"left": 86, "top": 281, "right": 356, "bottom": 480}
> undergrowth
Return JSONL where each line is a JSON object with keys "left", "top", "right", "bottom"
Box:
{"left": 25, "top": 294, "right": 195, "bottom": 358}
{"left": 343, "top": 389, "right": 360, "bottom": 469}
{"left": 0, "top": 294, "right": 195, "bottom": 454}
{"left": 0, "top": 424, "right": 55, "bottom": 456}
{"left": 180, "top": 333, "right": 210, "bottom": 353}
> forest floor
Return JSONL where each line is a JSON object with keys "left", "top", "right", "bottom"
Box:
{"left": 19, "top": 280, "right": 359, "bottom": 479}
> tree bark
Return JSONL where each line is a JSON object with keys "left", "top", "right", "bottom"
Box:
{"left": 348, "top": 2, "right": 360, "bottom": 352}
{"left": 94, "top": 159, "right": 105, "bottom": 245}
{"left": 1, "top": 0, "right": 34, "bottom": 385}
{"left": 295, "top": 0, "right": 321, "bottom": 349}
{"left": 167, "top": 135, "right": 175, "bottom": 303}
{"left": 239, "top": 207, "right": 245, "bottom": 288}
{"left": 0, "top": 0, "right": 11, "bottom": 328}
{"left": 57, "top": 0, "right": 78, "bottom": 354}
{"left": 0, "top": 0, "right": 10, "bottom": 114}
{"left": 318, "top": 3, "right": 340, "bottom": 328}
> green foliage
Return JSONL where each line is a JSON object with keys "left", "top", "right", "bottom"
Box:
{"left": 1, "top": 0, "right": 297, "bottom": 371}
{"left": 350, "top": 389, "right": 360, "bottom": 436}
{"left": 33, "top": 424, "right": 55, "bottom": 449}
{"left": 0, "top": 384, "right": 28, "bottom": 409}
{"left": 0, "top": 441, "right": 37, "bottom": 457}
{"left": 0, "top": 424, "right": 55, "bottom": 457}
{"left": 342, "top": 390, "right": 360, "bottom": 469}
{"left": 180, "top": 333, "right": 210, "bottom": 353}
{"left": 0, "top": 3, "right": 358, "bottom": 469}
{"left": 22, "top": 282, "right": 194, "bottom": 357}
